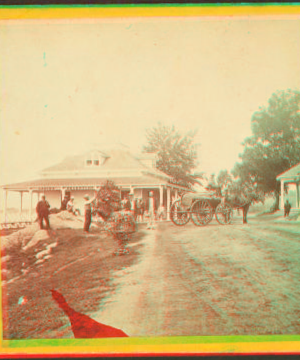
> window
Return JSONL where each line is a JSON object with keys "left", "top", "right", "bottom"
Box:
{"left": 85, "top": 152, "right": 105, "bottom": 167}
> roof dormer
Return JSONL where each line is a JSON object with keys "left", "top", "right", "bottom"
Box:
{"left": 85, "top": 150, "right": 108, "bottom": 167}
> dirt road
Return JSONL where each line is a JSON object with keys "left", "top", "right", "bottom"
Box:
{"left": 2, "top": 216, "right": 300, "bottom": 338}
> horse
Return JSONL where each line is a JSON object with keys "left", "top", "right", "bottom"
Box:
{"left": 207, "top": 181, "right": 263, "bottom": 224}
{"left": 225, "top": 182, "right": 264, "bottom": 224}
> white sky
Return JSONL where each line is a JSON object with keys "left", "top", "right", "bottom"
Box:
{"left": 1, "top": 16, "right": 300, "bottom": 193}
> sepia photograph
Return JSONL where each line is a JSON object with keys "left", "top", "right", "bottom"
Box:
{"left": 0, "top": 4, "right": 300, "bottom": 355}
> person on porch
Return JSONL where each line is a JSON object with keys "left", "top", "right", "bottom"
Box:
{"left": 121, "top": 194, "right": 131, "bottom": 211}
{"left": 67, "top": 197, "right": 81, "bottom": 216}
{"left": 128, "top": 193, "right": 136, "bottom": 213}
{"left": 60, "top": 195, "right": 69, "bottom": 211}
{"left": 157, "top": 204, "right": 166, "bottom": 221}
{"left": 146, "top": 191, "right": 156, "bottom": 229}
{"left": 136, "top": 198, "right": 145, "bottom": 223}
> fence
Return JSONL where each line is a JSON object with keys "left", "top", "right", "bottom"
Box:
{"left": 0, "top": 211, "right": 36, "bottom": 231}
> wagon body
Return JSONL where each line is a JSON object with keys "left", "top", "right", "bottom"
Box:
{"left": 170, "top": 192, "right": 233, "bottom": 227}
{"left": 181, "top": 192, "right": 221, "bottom": 209}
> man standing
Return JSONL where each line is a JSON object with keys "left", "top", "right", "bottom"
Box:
{"left": 36, "top": 195, "right": 51, "bottom": 230}
{"left": 157, "top": 204, "right": 165, "bottom": 221}
{"left": 128, "top": 193, "right": 136, "bottom": 212}
{"left": 121, "top": 194, "right": 131, "bottom": 211}
{"left": 83, "top": 194, "right": 95, "bottom": 232}
{"left": 284, "top": 199, "right": 292, "bottom": 217}
{"left": 147, "top": 191, "right": 156, "bottom": 229}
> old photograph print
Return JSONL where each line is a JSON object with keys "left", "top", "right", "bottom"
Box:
{"left": 0, "top": 13, "right": 300, "bottom": 341}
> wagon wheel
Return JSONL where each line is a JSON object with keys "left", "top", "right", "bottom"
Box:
{"left": 215, "top": 203, "right": 233, "bottom": 225}
{"left": 170, "top": 200, "right": 190, "bottom": 226}
{"left": 191, "top": 200, "right": 213, "bottom": 226}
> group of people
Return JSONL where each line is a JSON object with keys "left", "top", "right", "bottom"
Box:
{"left": 36, "top": 190, "right": 169, "bottom": 232}
{"left": 121, "top": 191, "right": 161, "bottom": 229}
{"left": 36, "top": 194, "right": 85, "bottom": 231}
{"left": 61, "top": 195, "right": 81, "bottom": 216}
{"left": 121, "top": 193, "right": 145, "bottom": 223}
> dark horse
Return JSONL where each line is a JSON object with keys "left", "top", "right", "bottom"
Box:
{"left": 226, "top": 183, "right": 263, "bottom": 224}
{"left": 207, "top": 182, "right": 260, "bottom": 224}
{"left": 229, "top": 199, "right": 251, "bottom": 224}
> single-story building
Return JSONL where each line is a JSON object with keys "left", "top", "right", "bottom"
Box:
{"left": 2, "top": 148, "right": 190, "bottom": 221}
{"left": 276, "top": 162, "right": 300, "bottom": 210}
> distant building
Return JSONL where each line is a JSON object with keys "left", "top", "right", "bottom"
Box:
{"left": 2, "top": 148, "right": 189, "bottom": 221}
{"left": 276, "top": 162, "right": 300, "bottom": 210}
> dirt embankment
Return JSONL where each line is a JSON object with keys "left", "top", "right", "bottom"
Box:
{"left": 1, "top": 212, "right": 145, "bottom": 339}
{"left": 1, "top": 212, "right": 89, "bottom": 283}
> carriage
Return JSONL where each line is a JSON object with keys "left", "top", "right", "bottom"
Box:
{"left": 170, "top": 192, "right": 233, "bottom": 226}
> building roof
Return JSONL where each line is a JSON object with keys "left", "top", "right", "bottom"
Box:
{"left": 2, "top": 175, "right": 186, "bottom": 192}
{"left": 42, "top": 149, "right": 154, "bottom": 173}
{"left": 276, "top": 162, "right": 300, "bottom": 181}
{"left": 135, "top": 153, "right": 157, "bottom": 160}
{"left": 3, "top": 148, "right": 190, "bottom": 192}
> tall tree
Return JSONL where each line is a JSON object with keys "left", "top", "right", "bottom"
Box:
{"left": 143, "top": 123, "right": 202, "bottom": 188}
{"left": 233, "top": 89, "right": 300, "bottom": 210}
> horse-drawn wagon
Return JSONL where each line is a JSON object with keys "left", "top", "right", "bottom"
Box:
{"left": 170, "top": 192, "right": 233, "bottom": 226}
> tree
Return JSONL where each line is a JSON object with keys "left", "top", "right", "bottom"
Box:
{"left": 143, "top": 123, "right": 203, "bottom": 188}
{"left": 94, "top": 180, "right": 121, "bottom": 220}
{"left": 233, "top": 89, "right": 300, "bottom": 210}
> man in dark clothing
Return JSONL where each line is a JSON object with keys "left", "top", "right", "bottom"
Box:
{"left": 61, "top": 196, "right": 68, "bottom": 211}
{"left": 36, "top": 195, "right": 51, "bottom": 229}
{"left": 284, "top": 199, "right": 292, "bottom": 217}
{"left": 83, "top": 194, "right": 96, "bottom": 232}
{"left": 121, "top": 195, "right": 131, "bottom": 211}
